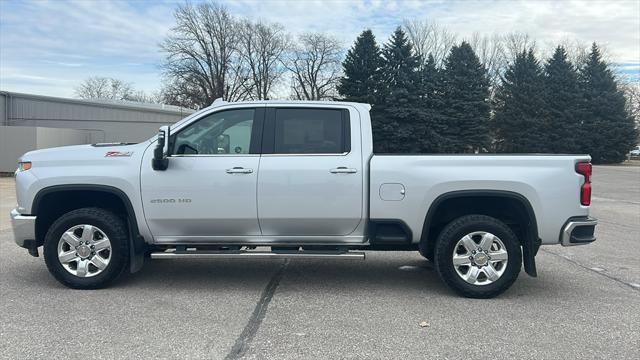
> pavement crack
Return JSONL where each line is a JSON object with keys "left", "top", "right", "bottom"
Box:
{"left": 224, "top": 259, "right": 289, "bottom": 360}
{"left": 540, "top": 249, "right": 639, "bottom": 292}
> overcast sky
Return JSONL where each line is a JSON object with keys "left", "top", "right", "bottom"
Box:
{"left": 1, "top": 0, "right": 638, "bottom": 98}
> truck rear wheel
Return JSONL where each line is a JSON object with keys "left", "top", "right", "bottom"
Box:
{"left": 434, "top": 215, "right": 521, "bottom": 298}
{"left": 43, "top": 208, "right": 129, "bottom": 289}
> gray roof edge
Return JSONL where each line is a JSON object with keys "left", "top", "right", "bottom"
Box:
{"left": 0, "top": 90, "right": 197, "bottom": 115}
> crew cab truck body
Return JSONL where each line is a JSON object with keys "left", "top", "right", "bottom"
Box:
{"left": 11, "top": 100, "right": 597, "bottom": 298}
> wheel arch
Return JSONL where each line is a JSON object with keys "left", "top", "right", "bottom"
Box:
{"left": 420, "top": 190, "right": 540, "bottom": 277}
{"left": 32, "top": 184, "right": 145, "bottom": 273}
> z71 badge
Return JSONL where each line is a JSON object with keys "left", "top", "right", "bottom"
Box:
{"left": 105, "top": 151, "right": 133, "bottom": 157}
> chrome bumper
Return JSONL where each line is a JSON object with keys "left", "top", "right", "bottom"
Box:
{"left": 561, "top": 217, "right": 597, "bottom": 246}
{"left": 10, "top": 208, "right": 36, "bottom": 248}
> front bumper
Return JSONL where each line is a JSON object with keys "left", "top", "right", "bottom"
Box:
{"left": 10, "top": 208, "right": 36, "bottom": 248}
{"left": 561, "top": 217, "right": 597, "bottom": 246}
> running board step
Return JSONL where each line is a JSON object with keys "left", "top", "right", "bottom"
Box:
{"left": 150, "top": 250, "right": 366, "bottom": 260}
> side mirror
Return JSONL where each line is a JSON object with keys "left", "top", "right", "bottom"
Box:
{"left": 152, "top": 126, "right": 170, "bottom": 171}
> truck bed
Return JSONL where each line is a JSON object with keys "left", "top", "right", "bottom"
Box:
{"left": 369, "top": 154, "right": 591, "bottom": 244}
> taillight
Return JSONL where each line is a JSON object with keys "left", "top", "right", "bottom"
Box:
{"left": 576, "top": 162, "right": 592, "bottom": 206}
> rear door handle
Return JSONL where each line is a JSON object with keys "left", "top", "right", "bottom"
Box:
{"left": 226, "top": 167, "right": 253, "bottom": 174}
{"left": 330, "top": 167, "right": 357, "bottom": 174}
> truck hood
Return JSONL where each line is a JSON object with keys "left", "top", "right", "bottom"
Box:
{"left": 20, "top": 142, "right": 149, "bottom": 163}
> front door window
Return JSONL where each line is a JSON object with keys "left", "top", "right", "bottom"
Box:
{"left": 173, "top": 109, "right": 255, "bottom": 155}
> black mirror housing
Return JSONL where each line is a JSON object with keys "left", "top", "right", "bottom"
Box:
{"left": 152, "top": 126, "right": 170, "bottom": 171}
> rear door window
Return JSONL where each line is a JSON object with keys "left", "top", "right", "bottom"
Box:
{"left": 273, "top": 109, "right": 349, "bottom": 154}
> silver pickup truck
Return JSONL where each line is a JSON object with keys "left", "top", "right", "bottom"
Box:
{"left": 10, "top": 100, "right": 597, "bottom": 298}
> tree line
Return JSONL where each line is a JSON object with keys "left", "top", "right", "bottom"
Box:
{"left": 340, "top": 28, "right": 637, "bottom": 163}
{"left": 74, "top": 76, "right": 161, "bottom": 104}
{"left": 74, "top": 1, "right": 638, "bottom": 163}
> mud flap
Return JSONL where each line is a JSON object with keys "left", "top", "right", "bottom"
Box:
{"left": 129, "top": 234, "right": 146, "bottom": 273}
{"left": 523, "top": 237, "right": 541, "bottom": 277}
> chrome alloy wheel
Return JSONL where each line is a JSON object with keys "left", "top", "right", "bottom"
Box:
{"left": 57, "top": 225, "right": 112, "bottom": 278}
{"left": 452, "top": 231, "right": 508, "bottom": 286}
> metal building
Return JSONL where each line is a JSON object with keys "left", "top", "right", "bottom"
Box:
{"left": 0, "top": 91, "right": 195, "bottom": 172}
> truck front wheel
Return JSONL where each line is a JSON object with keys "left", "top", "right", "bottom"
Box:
{"left": 43, "top": 207, "right": 129, "bottom": 289}
{"left": 434, "top": 215, "right": 521, "bottom": 298}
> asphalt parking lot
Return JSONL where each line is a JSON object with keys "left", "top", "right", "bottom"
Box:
{"left": 1, "top": 165, "right": 638, "bottom": 359}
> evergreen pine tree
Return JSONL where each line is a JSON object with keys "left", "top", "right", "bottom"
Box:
{"left": 440, "top": 42, "right": 490, "bottom": 153}
{"left": 579, "top": 43, "right": 638, "bottom": 163}
{"left": 374, "top": 27, "right": 423, "bottom": 153}
{"left": 337, "top": 29, "right": 381, "bottom": 104}
{"left": 493, "top": 49, "right": 547, "bottom": 152}
{"left": 543, "top": 46, "right": 582, "bottom": 153}
{"left": 418, "top": 54, "right": 445, "bottom": 153}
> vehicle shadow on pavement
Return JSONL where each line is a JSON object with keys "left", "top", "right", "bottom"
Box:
{"left": 123, "top": 255, "right": 547, "bottom": 299}
{"left": 10, "top": 253, "right": 553, "bottom": 299}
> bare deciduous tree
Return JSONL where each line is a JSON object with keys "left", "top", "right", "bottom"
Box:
{"left": 559, "top": 38, "right": 590, "bottom": 68}
{"left": 286, "top": 33, "right": 342, "bottom": 100}
{"left": 621, "top": 82, "right": 640, "bottom": 131}
{"left": 160, "top": 75, "right": 204, "bottom": 109}
{"left": 501, "top": 32, "right": 536, "bottom": 64}
{"left": 75, "top": 77, "right": 135, "bottom": 101}
{"left": 403, "top": 19, "right": 457, "bottom": 67}
{"left": 160, "top": 2, "right": 251, "bottom": 108}
{"left": 238, "top": 21, "right": 290, "bottom": 100}
{"left": 468, "top": 32, "right": 505, "bottom": 87}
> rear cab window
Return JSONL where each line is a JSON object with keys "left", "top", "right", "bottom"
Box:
{"left": 264, "top": 108, "right": 350, "bottom": 154}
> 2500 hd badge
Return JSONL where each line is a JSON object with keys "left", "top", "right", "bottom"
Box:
{"left": 150, "top": 198, "right": 192, "bottom": 204}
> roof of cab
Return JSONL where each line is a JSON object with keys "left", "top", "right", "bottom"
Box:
{"left": 209, "top": 98, "right": 371, "bottom": 110}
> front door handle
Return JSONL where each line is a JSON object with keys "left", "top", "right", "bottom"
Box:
{"left": 226, "top": 167, "right": 253, "bottom": 174}
{"left": 330, "top": 167, "right": 357, "bottom": 174}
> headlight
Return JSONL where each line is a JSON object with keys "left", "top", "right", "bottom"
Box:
{"left": 17, "top": 161, "right": 32, "bottom": 171}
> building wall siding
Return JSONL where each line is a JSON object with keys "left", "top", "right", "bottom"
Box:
{"left": 0, "top": 126, "right": 90, "bottom": 172}
{"left": 0, "top": 91, "right": 196, "bottom": 172}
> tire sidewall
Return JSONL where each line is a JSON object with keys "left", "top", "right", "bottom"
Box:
{"left": 43, "top": 208, "right": 128, "bottom": 288}
{"left": 435, "top": 215, "right": 522, "bottom": 297}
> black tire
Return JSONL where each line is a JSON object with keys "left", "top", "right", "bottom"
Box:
{"left": 434, "top": 215, "right": 522, "bottom": 299}
{"left": 43, "top": 207, "right": 129, "bottom": 289}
